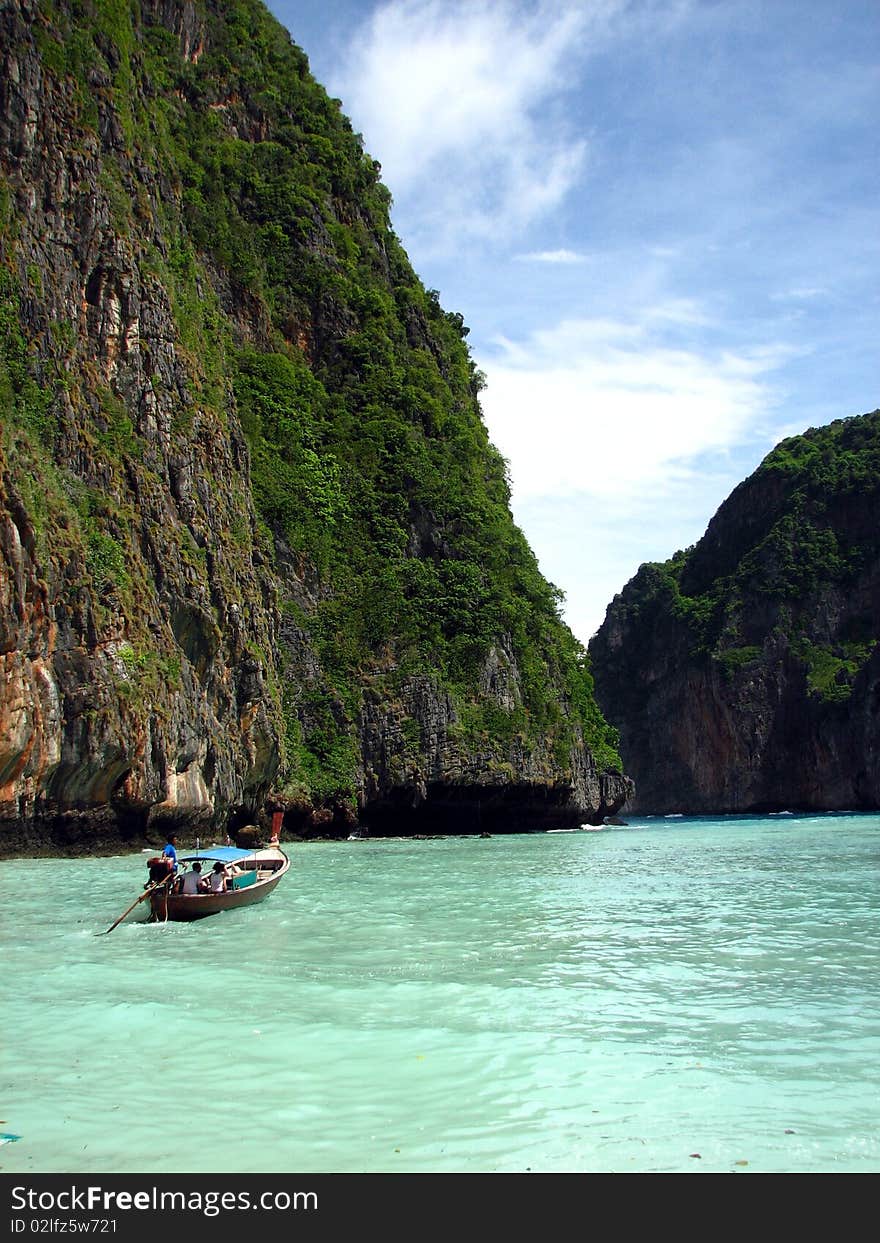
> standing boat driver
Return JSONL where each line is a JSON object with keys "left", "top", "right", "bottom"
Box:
{"left": 162, "top": 832, "right": 179, "bottom": 874}
{"left": 146, "top": 831, "right": 179, "bottom": 893}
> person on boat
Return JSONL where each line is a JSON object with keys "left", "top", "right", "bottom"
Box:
{"left": 161, "top": 833, "right": 179, "bottom": 873}
{"left": 209, "top": 861, "right": 228, "bottom": 893}
{"left": 181, "top": 862, "right": 208, "bottom": 895}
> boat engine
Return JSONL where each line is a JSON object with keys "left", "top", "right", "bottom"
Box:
{"left": 147, "top": 856, "right": 173, "bottom": 883}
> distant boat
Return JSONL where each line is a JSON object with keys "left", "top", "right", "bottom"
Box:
{"left": 147, "top": 844, "right": 290, "bottom": 923}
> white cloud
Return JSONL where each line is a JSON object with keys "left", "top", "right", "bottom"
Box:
{"left": 477, "top": 313, "right": 798, "bottom": 504}
{"left": 770, "top": 286, "right": 827, "bottom": 302}
{"left": 643, "top": 298, "right": 712, "bottom": 327}
{"left": 515, "top": 249, "right": 590, "bottom": 264}
{"left": 475, "top": 312, "right": 804, "bottom": 640}
{"left": 332, "top": 0, "right": 617, "bottom": 250}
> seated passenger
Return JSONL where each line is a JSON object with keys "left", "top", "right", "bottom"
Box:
{"left": 209, "top": 861, "right": 228, "bottom": 893}
{"left": 181, "top": 862, "right": 208, "bottom": 895}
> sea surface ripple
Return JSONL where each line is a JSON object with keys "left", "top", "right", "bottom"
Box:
{"left": 2, "top": 812, "right": 879, "bottom": 1173}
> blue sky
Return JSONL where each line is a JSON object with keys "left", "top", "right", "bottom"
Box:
{"left": 266, "top": 0, "right": 879, "bottom": 642}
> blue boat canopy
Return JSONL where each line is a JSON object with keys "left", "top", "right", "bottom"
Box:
{"left": 177, "top": 847, "right": 259, "bottom": 863}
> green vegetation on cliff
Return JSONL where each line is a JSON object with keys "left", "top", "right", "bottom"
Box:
{"left": 600, "top": 411, "right": 880, "bottom": 703}
{"left": 589, "top": 409, "right": 880, "bottom": 815}
{"left": 1, "top": 0, "right": 621, "bottom": 831}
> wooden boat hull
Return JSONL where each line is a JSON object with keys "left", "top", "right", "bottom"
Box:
{"left": 149, "top": 848, "right": 290, "bottom": 922}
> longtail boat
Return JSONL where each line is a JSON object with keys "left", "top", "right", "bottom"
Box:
{"left": 146, "top": 843, "right": 291, "bottom": 922}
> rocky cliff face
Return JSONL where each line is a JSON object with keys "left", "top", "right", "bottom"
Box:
{"left": 0, "top": 0, "right": 628, "bottom": 854}
{"left": 589, "top": 411, "right": 880, "bottom": 814}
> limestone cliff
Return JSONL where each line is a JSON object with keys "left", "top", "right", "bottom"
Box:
{"left": 589, "top": 411, "right": 880, "bottom": 814}
{"left": 0, "top": 0, "right": 628, "bottom": 854}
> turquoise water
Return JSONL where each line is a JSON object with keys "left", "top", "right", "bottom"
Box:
{"left": 2, "top": 812, "right": 879, "bottom": 1174}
